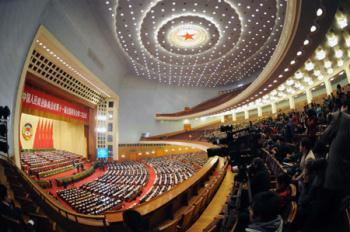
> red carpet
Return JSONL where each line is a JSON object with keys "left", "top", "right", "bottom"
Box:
{"left": 123, "top": 164, "right": 156, "bottom": 209}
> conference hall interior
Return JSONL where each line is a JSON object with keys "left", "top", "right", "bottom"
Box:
{"left": 1, "top": 0, "right": 350, "bottom": 231}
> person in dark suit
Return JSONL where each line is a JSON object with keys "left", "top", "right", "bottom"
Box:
{"left": 314, "top": 104, "right": 350, "bottom": 195}
{"left": 312, "top": 103, "right": 350, "bottom": 230}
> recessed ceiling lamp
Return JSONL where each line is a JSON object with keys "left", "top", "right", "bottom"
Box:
{"left": 310, "top": 25, "right": 317, "bottom": 32}
{"left": 278, "top": 85, "right": 285, "bottom": 91}
{"left": 317, "top": 75, "right": 324, "bottom": 80}
{"left": 336, "top": 13, "right": 348, "bottom": 29}
{"left": 316, "top": 8, "right": 323, "bottom": 17}
{"left": 296, "top": 51, "right": 302, "bottom": 56}
{"left": 327, "top": 68, "right": 334, "bottom": 74}
{"left": 315, "top": 49, "right": 326, "bottom": 60}
{"left": 324, "top": 60, "right": 332, "bottom": 69}
{"left": 287, "top": 88, "right": 295, "bottom": 94}
{"left": 271, "top": 90, "right": 278, "bottom": 96}
{"left": 303, "top": 39, "right": 310, "bottom": 45}
{"left": 286, "top": 79, "right": 294, "bottom": 86}
{"left": 295, "top": 71, "right": 303, "bottom": 79}
{"left": 335, "top": 48, "right": 343, "bottom": 58}
{"left": 327, "top": 33, "right": 338, "bottom": 47}
{"left": 337, "top": 59, "right": 344, "bottom": 67}
{"left": 314, "top": 70, "right": 321, "bottom": 76}
{"left": 344, "top": 33, "right": 350, "bottom": 47}
{"left": 304, "top": 76, "right": 312, "bottom": 83}
{"left": 305, "top": 61, "right": 314, "bottom": 71}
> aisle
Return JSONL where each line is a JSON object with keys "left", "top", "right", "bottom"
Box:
{"left": 187, "top": 167, "right": 235, "bottom": 232}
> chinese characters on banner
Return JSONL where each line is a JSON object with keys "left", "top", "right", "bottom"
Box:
{"left": 21, "top": 86, "right": 89, "bottom": 122}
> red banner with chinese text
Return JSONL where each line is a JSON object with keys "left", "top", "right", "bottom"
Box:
{"left": 21, "top": 86, "right": 89, "bottom": 122}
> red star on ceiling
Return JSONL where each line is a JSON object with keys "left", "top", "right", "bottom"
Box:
{"left": 181, "top": 32, "right": 195, "bottom": 40}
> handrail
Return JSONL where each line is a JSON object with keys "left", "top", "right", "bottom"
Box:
{"left": 261, "top": 148, "right": 287, "bottom": 175}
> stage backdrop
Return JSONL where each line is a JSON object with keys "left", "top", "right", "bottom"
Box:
{"left": 20, "top": 113, "right": 87, "bottom": 157}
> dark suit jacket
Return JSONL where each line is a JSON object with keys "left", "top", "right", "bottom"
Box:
{"left": 314, "top": 111, "right": 350, "bottom": 192}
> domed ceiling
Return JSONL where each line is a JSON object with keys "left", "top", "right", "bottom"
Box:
{"left": 113, "top": 0, "right": 287, "bottom": 87}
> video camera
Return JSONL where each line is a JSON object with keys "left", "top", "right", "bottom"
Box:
{"left": 207, "top": 124, "right": 262, "bottom": 166}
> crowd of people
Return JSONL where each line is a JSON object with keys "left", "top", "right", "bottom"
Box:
{"left": 58, "top": 161, "right": 148, "bottom": 214}
{"left": 139, "top": 153, "right": 207, "bottom": 203}
{"left": 58, "top": 153, "right": 207, "bottom": 215}
{"left": 219, "top": 84, "right": 350, "bottom": 232}
{"left": 20, "top": 150, "right": 82, "bottom": 178}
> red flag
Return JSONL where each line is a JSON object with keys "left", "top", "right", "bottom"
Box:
{"left": 33, "top": 120, "right": 42, "bottom": 149}
{"left": 49, "top": 121, "right": 54, "bottom": 148}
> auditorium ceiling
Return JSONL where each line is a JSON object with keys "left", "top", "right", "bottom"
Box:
{"left": 107, "top": 0, "right": 287, "bottom": 88}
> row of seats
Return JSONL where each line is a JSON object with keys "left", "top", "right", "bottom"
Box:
{"left": 58, "top": 160, "right": 147, "bottom": 214}
{"left": 58, "top": 153, "right": 207, "bottom": 215}
{"left": 20, "top": 150, "right": 81, "bottom": 175}
{"left": 140, "top": 153, "right": 207, "bottom": 203}
{"left": 156, "top": 161, "right": 227, "bottom": 232}
{"left": 0, "top": 158, "right": 57, "bottom": 231}
{"left": 57, "top": 188, "right": 121, "bottom": 215}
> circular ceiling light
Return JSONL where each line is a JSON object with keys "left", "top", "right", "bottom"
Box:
{"left": 315, "top": 49, "right": 326, "bottom": 60}
{"left": 310, "top": 25, "right": 317, "bottom": 32}
{"left": 167, "top": 24, "right": 210, "bottom": 49}
{"left": 316, "top": 8, "right": 323, "bottom": 17}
